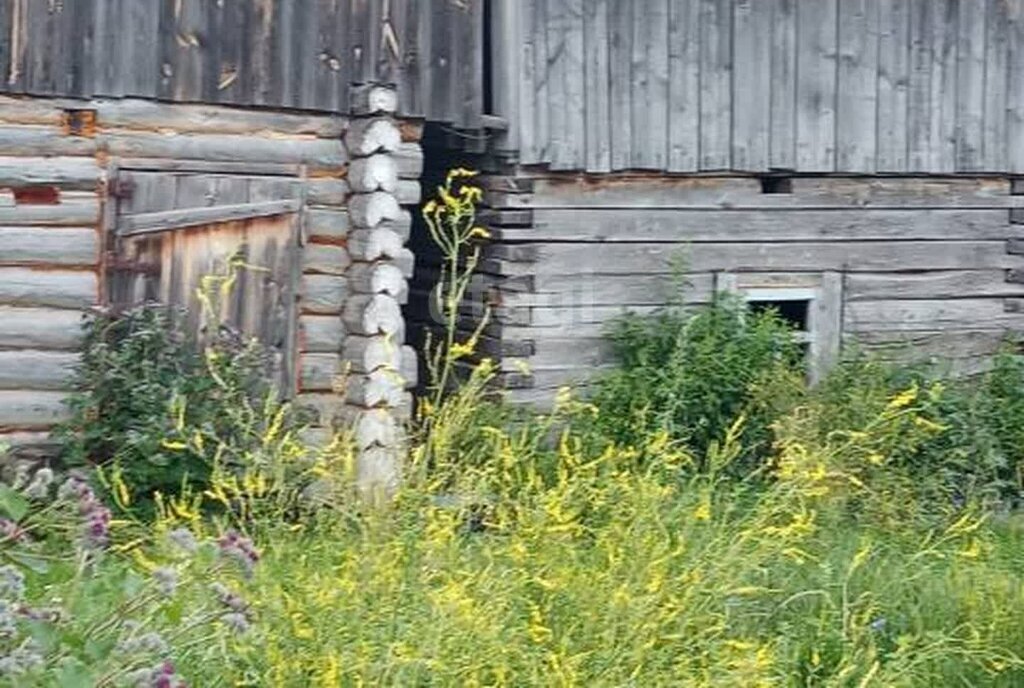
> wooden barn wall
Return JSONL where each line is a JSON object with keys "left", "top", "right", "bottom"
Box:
{"left": 0, "top": 94, "right": 422, "bottom": 459}
{"left": 0, "top": 0, "right": 483, "bottom": 128}
{"left": 498, "top": 0, "right": 1024, "bottom": 174}
{"left": 480, "top": 174, "right": 1024, "bottom": 403}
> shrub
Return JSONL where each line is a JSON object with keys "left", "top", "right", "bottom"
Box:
{"left": 586, "top": 295, "right": 804, "bottom": 474}
{"left": 57, "top": 304, "right": 279, "bottom": 510}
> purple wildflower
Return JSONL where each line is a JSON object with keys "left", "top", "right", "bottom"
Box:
{"left": 166, "top": 528, "right": 198, "bottom": 554}
{"left": 0, "top": 519, "right": 28, "bottom": 544}
{"left": 217, "top": 530, "right": 259, "bottom": 577}
{"left": 220, "top": 611, "right": 250, "bottom": 634}
{"left": 210, "top": 582, "right": 248, "bottom": 613}
{"left": 152, "top": 567, "right": 179, "bottom": 597}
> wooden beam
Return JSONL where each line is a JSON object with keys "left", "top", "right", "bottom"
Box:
{"left": 118, "top": 199, "right": 300, "bottom": 237}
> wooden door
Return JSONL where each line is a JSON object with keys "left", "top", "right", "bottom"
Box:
{"left": 106, "top": 165, "right": 304, "bottom": 394}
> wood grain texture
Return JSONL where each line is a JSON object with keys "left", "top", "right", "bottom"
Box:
{"left": 0, "top": 351, "right": 77, "bottom": 391}
{"left": 0, "top": 306, "right": 85, "bottom": 350}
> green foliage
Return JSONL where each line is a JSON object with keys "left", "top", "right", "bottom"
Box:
{"left": 587, "top": 295, "right": 803, "bottom": 473}
{"left": 57, "top": 305, "right": 278, "bottom": 509}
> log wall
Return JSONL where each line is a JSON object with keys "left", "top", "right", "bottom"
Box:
{"left": 477, "top": 173, "right": 1024, "bottom": 403}
{"left": 0, "top": 92, "right": 422, "bottom": 473}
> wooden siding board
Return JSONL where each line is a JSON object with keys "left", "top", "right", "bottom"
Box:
{"left": 608, "top": 0, "right": 632, "bottom": 170}
{"left": 517, "top": 0, "right": 538, "bottom": 163}
{"left": 553, "top": 0, "right": 586, "bottom": 170}
{"left": 769, "top": 0, "right": 798, "bottom": 170}
{"left": 668, "top": 0, "right": 700, "bottom": 172}
{"left": 583, "top": 0, "right": 611, "bottom": 172}
{"left": 795, "top": 0, "right": 838, "bottom": 172}
{"left": 698, "top": 0, "right": 732, "bottom": 170}
{"left": 429, "top": 0, "right": 454, "bottom": 123}
{"left": 630, "top": 0, "right": 669, "bottom": 170}
{"left": 170, "top": 0, "right": 206, "bottom": 103}
{"left": 732, "top": 0, "right": 771, "bottom": 171}
{"left": 907, "top": 0, "right": 933, "bottom": 172}
{"left": 876, "top": 0, "right": 911, "bottom": 172}
{"left": 982, "top": 0, "right": 1010, "bottom": 172}
{"left": 930, "top": 0, "right": 959, "bottom": 172}
{"left": 1011, "top": 1, "right": 1024, "bottom": 173}
{"left": 546, "top": 0, "right": 568, "bottom": 168}
{"left": 123, "top": 0, "right": 159, "bottom": 98}
{"left": 836, "top": 0, "right": 878, "bottom": 173}
{"left": 956, "top": 0, "right": 988, "bottom": 171}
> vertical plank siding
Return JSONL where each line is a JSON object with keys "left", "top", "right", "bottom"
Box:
{"left": 0, "top": 0, "right": 482, "bottom": 128}
{"left": 510, "top": 0, "right": 1024, "bottom": 174}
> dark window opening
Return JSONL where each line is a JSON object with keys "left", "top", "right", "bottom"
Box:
{"left": 760, "top": 176, "right": 793, "bottom": 194}
{"left": 482, "top": 0, "right": 494, "bottom": 115}
{"left": 748, "top": 299, "right": 810, "bottom": 331}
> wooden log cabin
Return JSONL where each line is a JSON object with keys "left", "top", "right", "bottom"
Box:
{"left": 0, "top": 1, "right": 1021, "bottom": 477}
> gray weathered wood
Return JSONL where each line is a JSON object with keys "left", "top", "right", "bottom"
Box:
{"left": 0, "top": 125, "right": 98, "bottom": 156}
{"left": 956, "top": 0, "right": 988, "bottom": 171}
{"left": 583, "top": 0, "right": 610, "bottom": 172}
{"left": 301, "top": 274, "right": 348, "bottom": 315}
{"left": 0, "top": 351, "right": 78, "bottom": 391}
{"left": 0, "top": 391, "right": 69, "bottom": 430}
{"left": 302, "top": 244, "right": 351, "bottom": 276}
{"left": 982, "top": 0, "right": 1010, "bottom": 172}
{"left": 809, "top": 271, "right": 842, "bottom": 383}
{"left": 846, "top": 298, "right": 1024, "bottom": 332}
{"left": 300, "top": 352, "right": 343, "bottom": 392}
{"left": 630, "top": 0, "right": 668, "bottom": 170}
{"left": 119, "top": 200, "right": 300, "bottom": 237}
{"left": 876, "top": 0, "right": 911, "bottom": 172}
{"left": 768, "top": 0, "right": 798, "bottom": 170}
{"left": 667, "top": 0, "right": 700, "bottom": 172}
{"left": 102, "top": 132, "right": 346, "bottom": 167}
{"left": 304, "top": 208, "right": 350, "bottom": 242}
{"left": 1010, "top": 1, "right": 1024, "bottom": 174}
{"left": 698, "top": 0, "right": 732, "bottom": 170}
{"left": 547, "top": 0, "right": 586, "bottom": 170}
{"left": 0, "top": 157, "right": 99, "bottom": 190}
{"left": 93, "top": 98, "right": 347, "bottom": 136}
{"left": 795, "top": 0, "right": 838, "bottom": 171}
{"left": 929, "top": 0, "right": 959, "bottom": 172}
{"left": 0, "top": 306, "right": 85, "bottom": 350}
{"left": 0, "top": 268, "right": 97, "bottom": 308}
{"left": 0, "top": 227, "right": 98, "bottom": 266}
{"left": 835, "top": 0, "right": 878, "bottom": 172}
{"left": 608, "top": 0, "right": 632, "bottom": 170}
{"left": 846, "top": 270, "right": 1024, "bottom": 301}
{"left": 732, "top": 0, "right": 771, "bottom": 171}
{"left": 305, "top": 178, "right": 350, "bottom": 207}
{"left": 907, "top": 0, "right": 934, "bottom": 172}
{"left": 300, "top": 314, "right": 345, "bottom": 353}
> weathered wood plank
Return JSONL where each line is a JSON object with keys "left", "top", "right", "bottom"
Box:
{"left": 876, "top": 0, "right": 911, "bottom": 172}
{"left": 698, "top": 0, "right": 732, "bottom": 170}
{"left": 300, "top": 314, "right": 345, "bottom": 353}
{"left": 508, "top": 208, "right": 1018, "bottom": 242}
{"left": 301, "top": 274, "right": 348, "bottom": 315}
{"left": 0, "top": 157, "right": 99, "bottom": 190}
{"left": 929, "top": 0, "right": 959, "bottom": 172}
{"left": 119, "top": 200, "right": 300, "bottom": 237}
{"left": 0, "top": 306, "right": 85, "bottom": 350}
{"left": 667, "top": 0, "right": 700, "bottom": 172}
{"left": 850, "top": 329, "right": 1016, "bottom": 361}
{"left": 499, "top": 272, "right": 715, "bottom": 307}
{"left": 0, "top": 391, "right": 69, "bottom": 430}
{"left": 907, "top": 0, "right": 933, "bottom": 172}
{"left": 835, "top": 0, "right": 878, "bottom": 172}
{"left": 983, "top": 0, "right": 1011, "bottom": 172}
{"left": 516, "top": 0, "right": 539, "bottom": 163}
{"left": 1010, "top": 1, "right": 1024, "bottom": 174}
{"left": 101, "top": 132, "right": 346, "bottom": 167}
{"left": 732, "top": 0, "right": 771, "bottom": 171}
{"left": 809, "top": 271, "right": 842, "bottom": 383}
{"left": 956, "top": 0, "right": 988, "bottom": 171}
{"left": 490, "top": 241, "right": 1023, "bottom": 277}
{"left": 122, "top": 0, "right": 160, "bottom": 98}
{"left": 305, "top": 208, "right": 350, "bottom": 242}
{"left": 0, "top": 227, "right": 97, "bottom": 266}
{"left": 846, "top": 270, "right": 1024, "bottom": 301}
{"left": 608, "top": 0, "right": 632, "bottom": 169}
{"left": 168, "top": 0, "right": 206, "bottom": 103}
{"left": 0, "top": 268, "right": 97, "bottom": 308}
{"left": 846, "top": 298, "right": 1024, "bottom": 332}
{"left": 94, "top": 98, "right": 346, "bottom": 136}
{"left": 768, "top": 0, "right": 797, "bottom": 170}
{"left": 583, "top": 0, "right": 610, "bottom": 172}
{"left": 0, "top": 351, "right": 78, "bottom": 391}
{"left": 630, "top": 0, "right": 668, "bottom": 170}
{"left": 795, "top": 0, "right": 838, "bottom": 172}
{"left": 0, "top": 125, "right": 98, "bottom": 156}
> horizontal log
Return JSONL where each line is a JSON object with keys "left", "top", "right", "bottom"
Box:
{"left": 347, "top": 227, "right": 406, "bottom": 261}
{"left": 94, "top": 98, "right": 347, "bottom": 136}
{"left": 0, "top": 268, "right": 97, "bottom": 308}
{"left": 849, "top": 330, "right": 1015, "bottom": 361}
{"left": 302, "top": 244, "right": 351, "bottom": 275}
{"left": 348, "top": 263, "right": 408, "bottom": 301}
{"left": 300, "top": 353, "right": 344, "bottom": 392}
{"left": 498, "top": 273, "right": 715, "bottom": 308}
{"left": 509, "top": 209, "right": 1018, "bottom": 243}
{"left": 300, "top": 275, "right": 348, "bottom": 315}
{"left": 846, "top": 271, "right": 1024, "bottom": 301}
{"left": 119, "top": 200, "right": 300, "bottom": 236}
{"left": 0, "top": 351, "right": 78, "bottom": 390}
{"left": 349, "top": 85, "right": 399, "bottom": 116}
{"left": 101, "top": 132, "right": 347, "bottom": 168}
{"left": 337, "top": 407, "right": 402, "bottom": 449}
{"left": 117, "top": 158, "right": 302, "bottom": 177}
{"left": 0, "top": 157, "right": 100, "bottom": 190}
{"left": 343, "top": 335, "right": 403, "bottom": 373}
{"left": 499, "top": 336, "right": 611, "bottom": 372}
{"left": 299, "top": 315, "right": 345, "bottom": 352}
{"left": 348, "top": 192, "right": 402, "bottom": 229}
{"left": 845, "top": 299, "right": 1024, "bottom": 333}
{"left": 513, "top": 177, "right": 1023, "bottom": 210}
{"left": 343, "top": 294, "right": 404, "bottom": 337}
{"left": 293, "top": 393, "right": 348, "bottom": 428}
{"left": 487, "top": 241, "right": 1024, "bottom": 277}
{"left": 348, "top": 154, "right": 398, "bottom": 193}
{"left": 0, "top": 126, "right": 98, "bottom": 156}
{"left": 345, "top": 369, "right": 406, "bottom": 407}
{"left": 0, "top": 199, "right": 100, "bottom": 226}
{"left": 396, "top": 180, "right": 421, "bottom": 205}
{"left": 395, "top": 143, "right": 424, "bottom": 178}
{"left": 305, "top": 178, "right": 350, "bottom": 207}
{"left": 0, "top": 391, "right": 70, "bottom": 430}
{"left": 0, "top": 227, "right": 98, "bottom": 266}
{"left": 0, "top": 307, "right": 86, "bottom": 349}
{"left": 0, "top": 431, "right": 60, "bottom": 458}
{"left": 344, "top": 118, "right": 401, "bottom": 157}
{"left": 304, "top": 208, "right": 349, "bottom": 242}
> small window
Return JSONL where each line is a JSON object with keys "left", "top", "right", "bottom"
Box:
{"left": 748, "top": 299, "right": 809, "bottom": 331}
{"left": 741, "top": 287, "right": 820, "bottom": 369}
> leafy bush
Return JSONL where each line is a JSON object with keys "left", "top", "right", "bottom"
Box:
{"left": 57, "top": 304, "right": 279, "bottom": 509}
{"left": 586, "top": 295, "right": 804, "bottom": 473}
